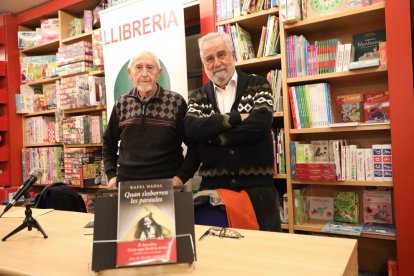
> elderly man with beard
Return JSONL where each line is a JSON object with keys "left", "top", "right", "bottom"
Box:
{"left": 103, "top": 51, "right": 198, "bottom": 189}
{"left": 184, "top": 32, "right": 281, "bottom": 231}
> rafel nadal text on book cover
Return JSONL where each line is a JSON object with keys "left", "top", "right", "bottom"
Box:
{"left": 117, "top": 179, "right": 176, "bottom": 267}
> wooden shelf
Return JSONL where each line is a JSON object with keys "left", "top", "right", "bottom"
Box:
{"left": 24, "top": 76, "right": 60, "bottom": 86}
{"left": 61, "top": 31, "right": 92, "bottom": 44}
{"left": 293, "top": 222, "right": 396, "bottom": 240}
{"left": 281, "top": 223, "right": 289, "bottom": 230}
{"left": 25, "top": 142, "right": 63, "bottom": 147}
{"left": 63, "top": 105, "right": 106, "bottom": 115}
{"left": 284, "top": 3, "right": 385, "bottom": 35}
{"left": 64, "top": 143, "right": 103, "bottom": 148}
{"left": 23, "top": 109, "right": 59, "bottom": 117}
{"left": 287, "top": 67, "right": 388, "bottom": 85}
{"left": 0, "top": 90, "right": 7, "bottom": 104}
{"left": 89, "top": 69, "right": 105, "bottom": 76}
{"left": 20, "top": 39, "right": 60, "bottom": 55}
{"left": 289, "top": 124, "right": 390, "bottom": 134}
{"left": 274, "top": 174, "right": 286, "bottom": 179}
{"left": 291, "top": 180, "right": 393, "bottom": 187}
{"left": 273, "top": 111, "right": 283, "bottom": 118}
{"left": 236, "top": 55, "right": 281, "bottom": 72}
{"left": 217, "top": 7, "right": 279, "bottom": 27}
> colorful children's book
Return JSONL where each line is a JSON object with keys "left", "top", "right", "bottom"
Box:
{"left": 336, "top": 93, "right": 363, "bottom": 123}
{"left": 334, "top": 191, "right": 359, "bottom": 223}
{"left": 363, "top": 190, "right": 393, "bottom": 224}
{"left": 363, "top": 91, "right": 390, "bottom": 123}
{"left": 362, "top": 222, "right": 396, "bottom": 236}
{"left": 117, "top": 179, "right": 177, "bottom": 267}
{"left": 307, "top": 196, "right": 333, "bottom": 221}
{"left": 321, "top": 221, "right": 363, "bottom": 236}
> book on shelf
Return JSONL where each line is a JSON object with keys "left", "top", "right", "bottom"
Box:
{"left": 352, "top": 30, "right": 386, "bottom": 62}
{"left": 336, "top": 93, "right": 363, "bottom": 123}
{"left": 321, "top": 221, "right": 363, "bottom": 236}
{"left": 363, "top": 91, "right": 390, "bottom": 123}
{"left": 362, "top": 222, "right": 396, "bottom": 236}
{"left": 279, "top": 0, "right": 301, "bottom": 23}
{"left": 18, "top": 31, "right": 41, "bottom": 49}
{"left": 348, "top": 58, "right": 380, "bottom": 70}
{"left": 117, "top": 179, "right": 177, "bottom": 267}
{"left": 293, "top": 188, "right": 306, "bottom": 225}
{"left": 363, "top": 189, "right": 393, "bottom": 224}
{"left": 310, "top": 140, "right": 329, "bottom": 162}
{"left": 334, "top": 191, "right": 359, "bottom": 223}
{"left": 305, "top": 0, "right": 346, "bottom": 20}
{"left": 307, "top": 196, "right": 333, "bottom": 221}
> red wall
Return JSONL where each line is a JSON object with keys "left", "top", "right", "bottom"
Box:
{"left": 386, "top": 0, "right": 414, "bottom": 275}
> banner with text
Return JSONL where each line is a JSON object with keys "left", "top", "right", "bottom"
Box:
{"left": 100, "top": 0, "right": 188, "bottom": 115}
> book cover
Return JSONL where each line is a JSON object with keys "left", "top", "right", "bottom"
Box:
{"left": 117, "top": 179, "right": 177, "bottom": 267}
{"left": 362, "top": 222, "right": 396, "bottom": 236}
{"left": 306, "top": 0, "right": 346, "bottom": 20}
{"left": 321, "top": 221, "right": 363, "bottom": 236}
{"left": 352, "top": 30, "right": 386, "bottom": 61}
{"left": 333, "top": 191, "right": 359, "bottom": 223}
{"left": 336, "top": 93, "right": 363, "bottom": 123}
{"left": 311, "top": 140, "right": 329, "bottom": 162}
{"left": 293, "top": 188, "right": 306, "bottom": 225}
{"left": 363, "top": 190, "right": 393, "bottom": 224}
{"left": 363, "top": 91, "right": 390, "bottom": 123}
{"left": 308, "top": 196, "right": 333, "bottom": 221}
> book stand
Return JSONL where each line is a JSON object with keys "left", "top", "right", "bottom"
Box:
{"left": 2, "top": 194, "right": 48, "bottom": 241}
{"left": 91, "top": 190, "right": 196, "bottom": 272}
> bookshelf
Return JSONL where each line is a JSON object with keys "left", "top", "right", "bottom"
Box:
{"left": 0, "top": 14, "right": 22, "bottom": 189}
{"left": 18, "top": 0, "right": 106, "bottom": 188}
{"left": 200, "top": 0, "right": 411, "bottom": 273}
{"left": 279, "top": 2, "right": 393, "bottom": 273}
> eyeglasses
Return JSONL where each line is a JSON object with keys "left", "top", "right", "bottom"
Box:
{"left": 199, "top": 227, "right": 244, "bottom": 241}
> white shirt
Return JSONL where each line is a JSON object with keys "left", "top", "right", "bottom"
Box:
{"left": 213, "top": 71, "right": 238, "bottom": 114}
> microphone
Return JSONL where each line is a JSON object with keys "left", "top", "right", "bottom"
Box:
{"left": 0, "top": 168, "right": 43, "bottom": 218}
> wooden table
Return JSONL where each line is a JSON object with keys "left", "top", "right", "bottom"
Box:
{"left": 0, "top": 208, "right": 357, "bottom": 275}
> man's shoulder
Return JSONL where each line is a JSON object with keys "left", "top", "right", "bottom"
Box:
{"left": 160, "top": 90, "right": 186, "bottom": 105}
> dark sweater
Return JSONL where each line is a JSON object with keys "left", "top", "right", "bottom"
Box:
{"left": 184, "top": 69, "right": 274, "bottom": 188}
{"left": 103, "top": 84, "right": 198, "bottom": 183}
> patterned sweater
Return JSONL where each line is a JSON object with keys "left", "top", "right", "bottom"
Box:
{"left": 103, "top": 84, "right": 198, "bottom": 182}
{"left": 184, "top": 69, "right": 274, "bottom": 189}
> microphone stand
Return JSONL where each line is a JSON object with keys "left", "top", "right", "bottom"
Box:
{"left": 2, "top": 193, "right": 48, "bottom": 241}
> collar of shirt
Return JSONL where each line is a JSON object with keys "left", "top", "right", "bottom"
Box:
{"left": 133, "top": 83, "right": 160, "bottom": 102}
{"left": 213, "top": 70, "right": 238, "bottom": 114}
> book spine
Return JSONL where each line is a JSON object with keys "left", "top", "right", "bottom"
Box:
{"left": 356, "top": 148, "right": 365, "bottom": 181}
{"left": 364, "top": 148, "right": 374, "bottom": 181}
{"left": 382, "top": 144, "right": 393, "bottom": 182}
{"left": 372, "top": 144, "right": 383, "bottom": 181}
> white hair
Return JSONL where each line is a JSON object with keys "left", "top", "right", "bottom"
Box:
{"left": 128, "top": 51, "right": 161, "bottom": 70}
{"left": 198, "top": 32, "right": 234, "bottom": 58}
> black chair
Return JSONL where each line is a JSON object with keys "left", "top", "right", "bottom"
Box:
{"left": 35, "top": 183, "right": 87, "bottom": 213}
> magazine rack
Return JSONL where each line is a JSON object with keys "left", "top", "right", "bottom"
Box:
{"left": 91, "top": 189, "right": 196, "bottom": 272}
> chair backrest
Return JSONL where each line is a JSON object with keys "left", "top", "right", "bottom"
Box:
{"left": 35, "top": 183, "right": 87, "bottom": 213}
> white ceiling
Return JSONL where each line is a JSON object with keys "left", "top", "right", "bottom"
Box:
{"left": 0, "top": 0, "right": 52, "bottom": 15}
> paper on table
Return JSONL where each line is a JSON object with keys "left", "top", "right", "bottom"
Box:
{"left": 1, "top": 208, "right": 54, "bottom": 218}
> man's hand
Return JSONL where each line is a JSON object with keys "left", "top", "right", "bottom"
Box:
{"left": 108, "top": 177, "right": 117, "bottom": 189}
{"left": 171, "top": 176, "right": 183, "bottom": 186}
{"left": 240, "top": 113, "right": 250, "bottom": 121}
